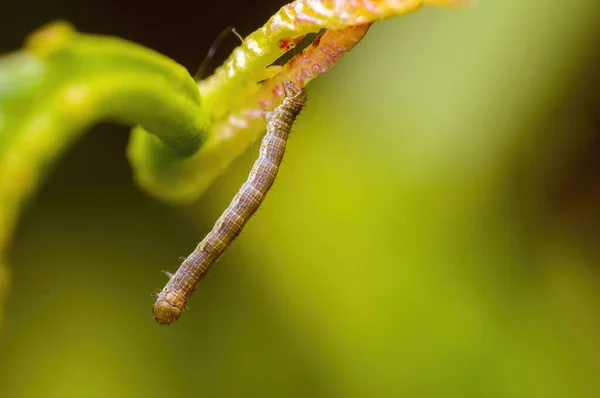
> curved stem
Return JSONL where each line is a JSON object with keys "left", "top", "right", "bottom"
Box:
{"left": 0, "top": 21, "right": 211, "bottom": 325}
{"left": 131, "top": 0, "right": 466, "bottom": 203}
{"left": 0, "top": 1, "right": 468, "bottom": 324}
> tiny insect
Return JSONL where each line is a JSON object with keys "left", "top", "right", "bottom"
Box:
{"left": 153, "top": 81, "right": 307, "bottom": 325}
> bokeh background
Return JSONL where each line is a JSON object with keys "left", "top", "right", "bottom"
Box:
{"left": 1, "top": 0, "right": 600, "bottom": 397}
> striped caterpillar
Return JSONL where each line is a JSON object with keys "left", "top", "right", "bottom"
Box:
{"left": 153, "top": 81, "right": 307, "bottom": 325}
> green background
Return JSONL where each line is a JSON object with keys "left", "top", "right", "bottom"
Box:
{"left": 1, "top": 1, "right": 600, "bottom": 397}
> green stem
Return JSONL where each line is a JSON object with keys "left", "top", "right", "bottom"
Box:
{"left": 0, "top": 21, "right": 211, "bottom": 325}
{"left": 131, "top": 0, "right": 466, "bottom": 203}
{"left": 0, "top": 1, "right": 468, "bottom": 325}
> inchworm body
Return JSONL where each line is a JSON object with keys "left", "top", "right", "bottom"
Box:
{"left": 153, "top": 81, "right": 307, "bottom": 325}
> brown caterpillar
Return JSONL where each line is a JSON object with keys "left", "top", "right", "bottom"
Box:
{"left": 153, "top": 81, "right": 307, "bottom": 325}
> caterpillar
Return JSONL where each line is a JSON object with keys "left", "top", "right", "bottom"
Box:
{"left": 153, "top": 81, "right": 307, "bottom": 325}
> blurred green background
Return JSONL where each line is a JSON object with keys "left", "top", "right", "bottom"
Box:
{"left": 1, "top": 0, "right": 600, "bottom": 397}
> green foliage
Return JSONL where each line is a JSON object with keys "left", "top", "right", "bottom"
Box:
{"left": 0, "top": 21, "right": 212, "bottom": 318}
{"left": 1, "top": 1, "right": 600, "bottom": 397}
{"left": 0, "top": 0, "right": 467, "bottom": 326}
